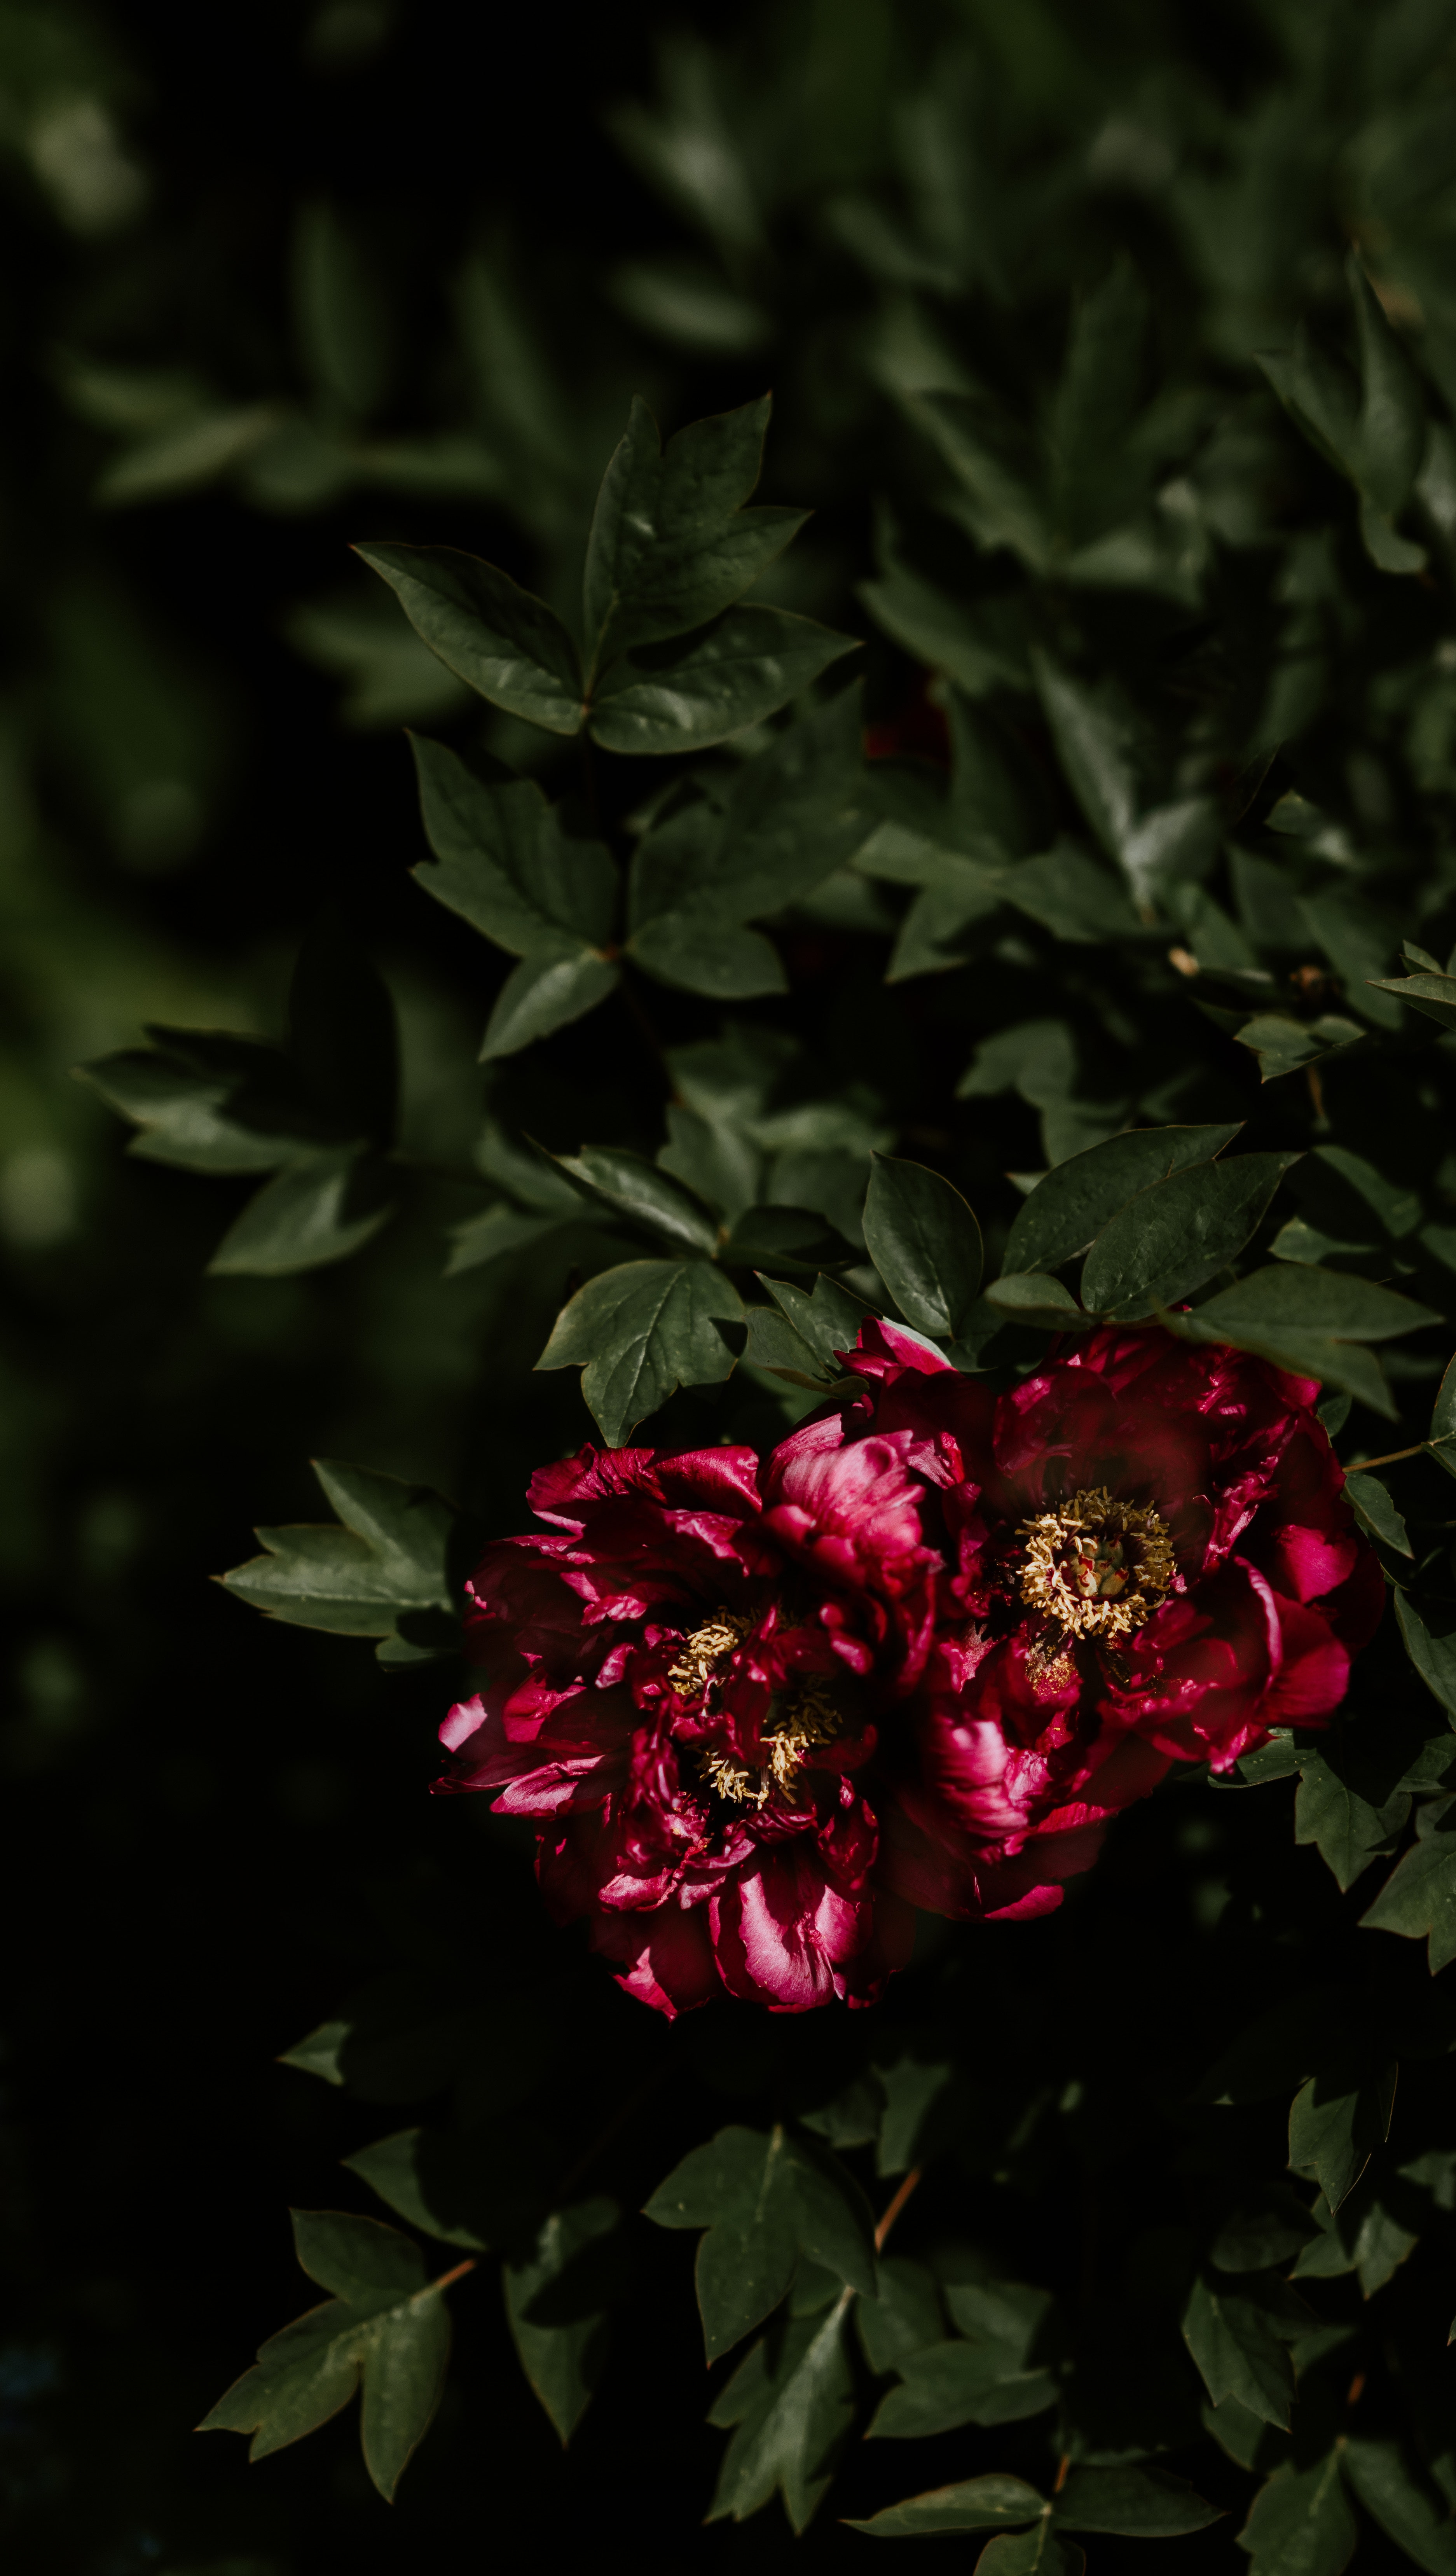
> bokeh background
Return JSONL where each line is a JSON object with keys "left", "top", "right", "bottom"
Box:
{"left": 6, "top": 1, "right": 1456, "bottom": 2567}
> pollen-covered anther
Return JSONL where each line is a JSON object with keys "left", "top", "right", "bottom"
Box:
{"left": 669, "top": 1610, "right": 749, "bottom": 1700}
{"left": 1018, "top": 1486, "right": 1176, "bottom": 1644}
{"left": 764, "top": 1678, "right": 841, "bottom": 1790}
{"left": 704, "top": 1677, "right": 842, "bottom": 1808}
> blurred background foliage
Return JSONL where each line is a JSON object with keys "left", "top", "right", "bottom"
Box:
{"left": 11, "top": 0, "right": 1456, "bottom": 2567}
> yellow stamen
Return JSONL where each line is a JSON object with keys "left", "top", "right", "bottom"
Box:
{"left": 1018, "top": 1486, "right": 1175, "bottom": 1648}
{"left": 669, "top": 1611, "right": 747, "bottom": 1699}
{"left": 670, "top": 1613, "right": 841, "bottom": 1807}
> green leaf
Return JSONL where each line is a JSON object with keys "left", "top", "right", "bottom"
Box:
{"left": 588, "top": 604, "right": 860, "bottom": 755}
{"left": 221, "top": 1458, "right": 453, "bottom": 1656}
{"left": 503, "top": 2197, "right": 623, "bottom": 2446}
{"left": 344, "top": 2123, "right": 547, "bottom": 2252}
{"left": 1054, "top": 2465, "right": 1223, "bottom": 2537}
{"left": 1212, "top": 2192, "right": 1322, "bottom": 2273}
{"left": 198, "top": 2209, "right": 466, "bottom": 2502}
{"left": 539, "top": 1258, "right": 744, "bottom": 1445}
{"left": 278, "top": 2020, "right": 350, "bottom": 2087}
{"left": 719, "top": 1205, "right": 855, "bottom": 1274}
{"left": 1397, "top": 1594, "right": 1456, "bottom": 1720}
{"left": 981, "top": 1273, "right": 1087, "bottom": 1328}
{"left": 1171, "top": 1265, "right": 1440, "bottom": 1414}
{"left": 874, "top": 2050, "right": 959, "bottom": 2176}
{"left": 1258, "top": 326, "right": 1360, "bottom": 486}
{"left": 857, "top": 821, "right": 1003, "bottom": 892}
{"left": 355, "top": 543, "right": 583, "bottom": 733}
{"left": 854, "top": 2256, "right": 945, "bottom": 2375}
{"left": 743, "top": 1302, "right": 824, "bottom": 1382}
{"left": 975, "top": 2531, "right": 1084, "bottom": 2576}
{"left": 629, "top": 912, "right": 787, "bottom": 998}
{"left": 582, "top": 394, "right": 805, "bottom": 671}
{"left": 659, "top": 1102, "right": 761, "bottom": 1222}
{"left": 1299, "top": 891, "right": 1403, "bottom": 1029}
{"left": 76, "top": 1031, "right": 314, "bottom": 1175}
{"left": 957, "top": 1017, "right": 1076, "bottom": 1108}
{"left": 646, "top": 2125, "right": 794, "bottom": 2362}
{"left": 1361, "top": 1799, "right": 1456, "bottom": 1973}
{"left": 1197, "top": 1988, "right": 1370, "bottom": 2105}
{"left": 206, "top": 1144, "right": 396, "bottom": 1276}
{"left": 1236, "top": 2454, "right": 1357, "bottom": 2576}
{"left": 643, "top": 2125, "right": 875, "bottom": 2363}
{"left": 887, "top": 859, "right": 1006, "bottom": 980}
{"left": 1343, "top": 1468, "right": 1412, "bottom": 1555}
{"left": 1288, "top": 2064, "right": 1398, "bottom": 2209}
{"left": 1202, "top": 2389, "right": 1292, "bottom": 2476}
{"left": 1349, "top": 257, "right": 1428, "bottom": 520}
{"left": 1047, "top": 260, "right": 1149, "bottom": 538}
{"left": 1432, "top": 1351, "right": 1456, "bottom": 1440}
{"left": 1031, "top": 653, "right": 1138, "bottom": 870}
{"left": 1180, "top": 2274, "right": 1294, "bottom": 2428}
{"left": 756, "top": 1272, "right": 873, "bottom": 1370}
{"left": 867, "top": 2342, "right": 1059, "bottom": 2438}
{"left": 1080, "top": 1152, "right": 1297, "bottom": 1321}
{"left": 1004, "top": 1124, "right": 1242, "bottom": 1274}
{"left": 1342, "top": 2437, "right": 1456, "bottom": 2575}
{"left": 409, "top": 736, "right": 616, "bottom": 959}
{"left": 1004, "top": 842, "right": 1140, "bottom": 944}
{"left": 546, "top": 1145, "right": 720, "bottom": 1254}
{"left": 84, "top": 928, "right": 400, "bottom": 1221}
{"left": 862, "top": 1154, "right": 983, "bottom": 1337}
{"left": 294, "top": 201, "right": 391, "bottom": 420}
{"left": 1361, "top": 495, "right": 1429, "bottom": 576}
{"left": 1365, "top": 970, "right": 1456, "bottom": 1030}
{"left": 706, "top": 2295, "right": 855, "bottom": 2533}
{"left": 1234, "top": 1012, "right": 1366, "bottom": 1085}
{"left": 845, "top": 2475, "right": 1046, "bottom": 2537}
{"left": 912, "top": 391, "right": 1052, "bottom": 571}
{"left": 859, "top": 559, "right": 1028, "bottom": 695}
{"left": 782, "top": 2136, "right": 879, "bottom": 2300}
{"left": 479, "top": 952, "right": 622, "bottom": 1059}
{"left": 868, "top": 2283, "right": 1060, "bottom": 2437}
{"left": 1295, "top": 1749, "right": 1411, "bottom": 1891}
{"left": 684, "top": 685, "right": 874, "bottom": 923}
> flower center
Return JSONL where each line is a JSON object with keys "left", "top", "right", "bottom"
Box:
{"left": 704, "top": 1679, "right": 841, "bottom": 1807}
{"left": 668, "top": 1611, "right": 748, "bottom": 1699}
{"left": 669, "top": 1613, "right": 840, "bottom": 1807}
{"left": 1017, "top": 1486, "right": 1175, "bottom": 1645}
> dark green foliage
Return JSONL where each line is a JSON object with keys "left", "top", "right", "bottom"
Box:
{"left": 862, "top": 1153, "right": 984, "bottom": 1336}
{"left": 198, "top": 2210, "right": 468, "bottom": 2501}
{"left": 221, "top": 1459, "right": 457, "bottom": 1665}
{"left": 358, "top": 400, "right": 857, "bottom": 755}
{"left": 644, "top": 2123, "right": 876, "bottom": 2361}
{"left": 503, "top": 2197, "right": 625, "bottom": 2445}
{"left": 1363, "top": 1802, "right": 1456, "bottom": 1973}
{"left": 78, "top": 918, "right": 401, "bottom": 1272}
{"left": 707, "top": 2295, "right": 858, "bottom": 2533}
{"left": 25, "top": 0, "right": 1456, "bottom": 2569}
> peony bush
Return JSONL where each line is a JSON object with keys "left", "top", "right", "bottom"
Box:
{"left": 61, "top": 8, "right": 1456, "bottom": 2560}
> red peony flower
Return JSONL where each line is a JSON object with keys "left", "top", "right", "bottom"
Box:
{"left": 438, "top": 1321, "right": 1382, "bottom": 2015}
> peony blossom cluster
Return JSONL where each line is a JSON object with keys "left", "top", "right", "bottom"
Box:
{"left": 438, "top": 1323, "right": 1383, "bottom": 2015}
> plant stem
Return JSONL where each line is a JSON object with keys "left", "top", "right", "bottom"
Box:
{"left": 874, "top": 2166, "right": 922, "bottom": 2252}
{"left": 426, "top": 2257, "right": 477, "bottom": 2295}
{"left": 1348, "top": 1444, "right": 1424, "bottom": 1473}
